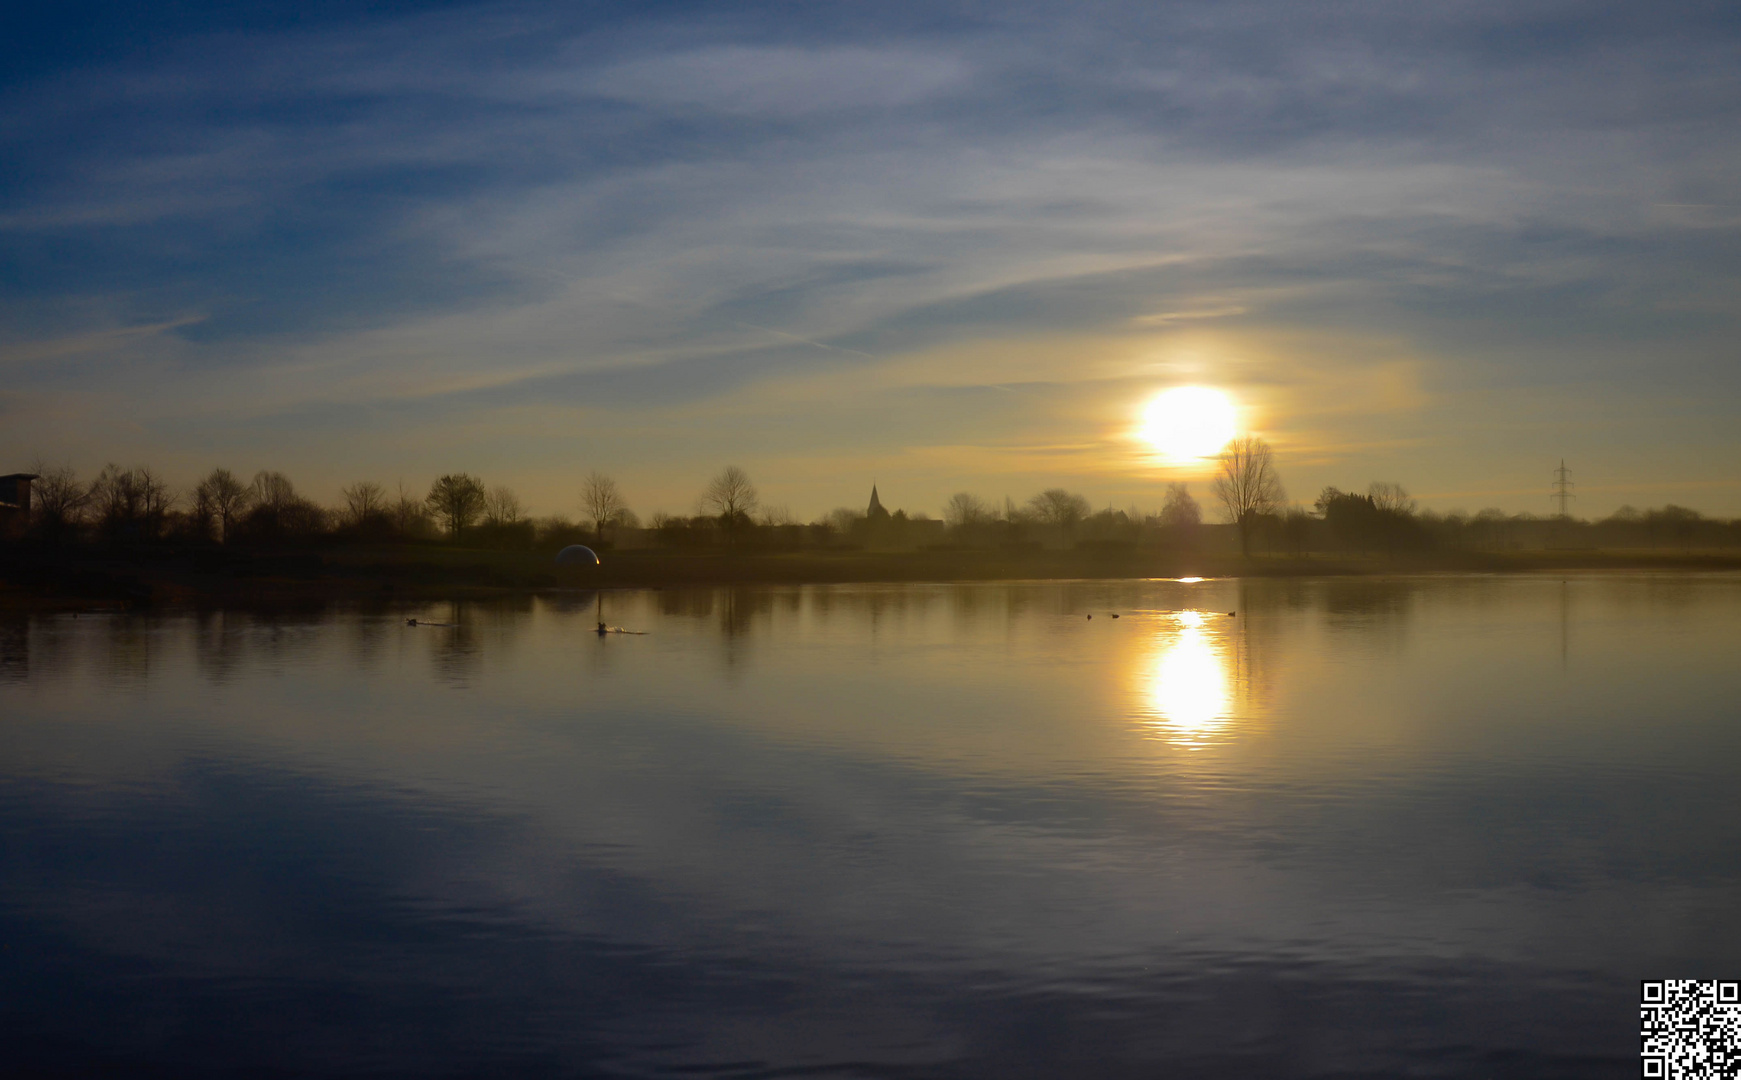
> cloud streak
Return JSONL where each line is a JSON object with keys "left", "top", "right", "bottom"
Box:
{"left": 1, "top": 0, "right": 1738, "bottom": 515}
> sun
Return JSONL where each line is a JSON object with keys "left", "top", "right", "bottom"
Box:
{"left": 1140, "top": 386, "right": 1238, "bottom": 462}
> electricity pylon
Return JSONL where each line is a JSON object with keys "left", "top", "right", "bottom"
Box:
{"left": 1551, "top": 459, "right": 1574, "bottom": 519}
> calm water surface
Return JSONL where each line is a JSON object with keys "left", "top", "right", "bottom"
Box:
{"left": 2, "top": 575, "right": 1738, "bottom": 1077}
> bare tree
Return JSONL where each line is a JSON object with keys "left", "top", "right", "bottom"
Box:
{"left": 580, "top": 470, "right": 627, "bottom": 544}
{"left": 27, "top": 460, "right": 88, "bottom": 543}
{"left": 1027, "top": 488, "right": 1091, "bottom": 530}
{"left": 340, "top": 480, "right": 387, "bottom": 527}
{"left": 426, "top": 473, "right": 486, "bottom": 539}
{"left": 759, "top": 504, "right": 796, "bottom": 527}
{"left": 139, "top": 468, "right": 174, "bottom": 528}
{"left": 188, "top": 481, "right": 217, "bottom": 542}
{"left": 944, "top": 492, "right": 989, "bottom": 528}
{"left": 241, "top": 470, "right": 328, "bottom": 537}
{"left": 823, "top": 507, "right": 863, "bottom": 536}
{"left": 89, "top": 465, "right": 127, "bottom": 525}
{"left": 251, "top": 471, "right": 299, "bottom": 515}
{"left": 1213, "top": 436, "right": 1285, "bottom": 556}
{"left": 700, "top": 466, "right": 758, "bottom": 534}
{"left": 197, "top": 468, "right": 252, "bottom": 543}
{"left": 90, "top": 464, "right": 174, "bottom": 540}
{"left": 390, "top": 481, "right": 431, "bottom": 536}
{"left": 1368, "top": 481, "right": 1416, "bottom": 516}
{"left": 1158, "top": 482, "right": 1201, "bottom": 528}
{"left": 482, "top": 484, "right": 524, "bottom": 527}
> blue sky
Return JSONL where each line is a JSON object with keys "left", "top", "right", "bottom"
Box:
{"left": 3, "top": 0, "right": 1739, "bottom": 519}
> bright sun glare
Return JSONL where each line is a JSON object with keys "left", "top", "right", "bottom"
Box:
{"left": 1140, "top": 387, "right": 1238, "bottom": 462}
{"left": 1142, "top": 610, "right": 1233, "bottom": 745}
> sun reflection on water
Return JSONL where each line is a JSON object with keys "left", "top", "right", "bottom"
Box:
{"left": 1138, "top": 609, "right": 1236, "bottom": 746}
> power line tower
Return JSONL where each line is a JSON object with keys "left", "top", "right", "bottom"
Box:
{"left": 1551, "top": 459, "right": 1574, "bottom": 519}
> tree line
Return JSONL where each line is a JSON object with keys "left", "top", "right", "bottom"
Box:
{"left": 12, "top": 442, "right": 1741, "bottom": 555}
{"left": 18, "top": 463, "right": 625, "bottom": 550}
{"left": 13, "top": 462, "right": 806, "bottom": 551}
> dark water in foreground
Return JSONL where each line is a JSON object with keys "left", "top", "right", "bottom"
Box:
{"left": 2, "top": 575, "right": 1738, "bottom": 1078}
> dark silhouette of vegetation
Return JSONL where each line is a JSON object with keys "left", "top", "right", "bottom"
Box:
{"left": 581, "top": 471, "right": 627, "bottom": 545}
{"left": 390, "top": 482, "right": 435, "bottom": 538}
{"left": 27, "top": 461, "right": 87, "bottom": 545}
{"left": 90, "top": 464, "right": 173, "bottom": 543}
{"left": 238, "top": 471, "right": 325, "bottom": 542}
{"left": 944, "top": 492, "right": 990, "bottom": 528}
{"left": 701, "top": 466, "right": 758, "bottom": 541}
{"left": 197, "top": 468, "right": 251, "bottom": 544}
{"left": 1159, "top": 483, "right": 1200, "bottom": 529}
{"left": 1280, "top": 508, "right": 1312, "bottom": 558}
{"left": 10, "top": 453, "right": 1741, "bottom": 610}
{"left": 1315, "top": 484, "right": 1428, "bottom": 554}
{"left": 471, "top": 484, "right": 535, "bottom": 550}
{"left": 427, "top": 474, "right": 486, "bottom": 540}
{"left": 1028, "top": 489, "right": 1091, "bottom": 532}
{"left": 1368, "top": 482, "right": 1414, "bottom": 516}
{"left": 482, "top": 486, "right": 523, "bottom": 528}
{"left": 1214, "top": 437, "right": 1284, "bottom": 556}
{"left": 341, "top": 481, "right": 387, "bottom": 527}
{"left": 330, "top": 480, "right": 397, "bottom": 543}
{"left": 1157, "top": 482, "right": 1202, "bottom": 549}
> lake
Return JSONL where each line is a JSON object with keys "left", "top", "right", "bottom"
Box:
{"left": 2, "top": 575, "right": 1737, "bottom": 1077}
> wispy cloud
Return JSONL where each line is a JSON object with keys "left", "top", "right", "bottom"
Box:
{"left": 0, "top": 0, "right": 1739, "bottom": 514}
{"left": 0, "top": 316, "right": 206, "bottom": 366}
{"left": 1130, "top": 303, "right": 1249, "bottom": 327}
{"left": 582, "top": 46, "right": 970, "bottom": 115}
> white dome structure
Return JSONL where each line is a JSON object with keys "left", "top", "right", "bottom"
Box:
{"left": 555, "top": 545, "right": 600, "bottom": 566}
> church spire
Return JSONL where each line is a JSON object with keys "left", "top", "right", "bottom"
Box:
{"left": 867, "top": 484, "right": 889, "bottom": 520}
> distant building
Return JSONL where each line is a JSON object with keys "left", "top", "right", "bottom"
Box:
{"left": 0, "top": 473, "right": 38, "bottom": 540}
{"left": 867, "top": 484, "right": 891, "bottom": 523}
{"left": 859, "top": 484, "right": 942, "bottom": 548}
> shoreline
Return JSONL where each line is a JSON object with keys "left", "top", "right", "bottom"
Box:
{"left": 6, "top": 544, "right": 1741, "bottom": 611}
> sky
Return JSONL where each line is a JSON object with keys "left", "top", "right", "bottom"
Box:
{"left": 3, "top": 0, "right": 1739, "bottom": 521}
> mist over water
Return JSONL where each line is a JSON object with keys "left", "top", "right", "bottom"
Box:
{"left": 3, "top": 576, "right": 1738, "bottom": 1077}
